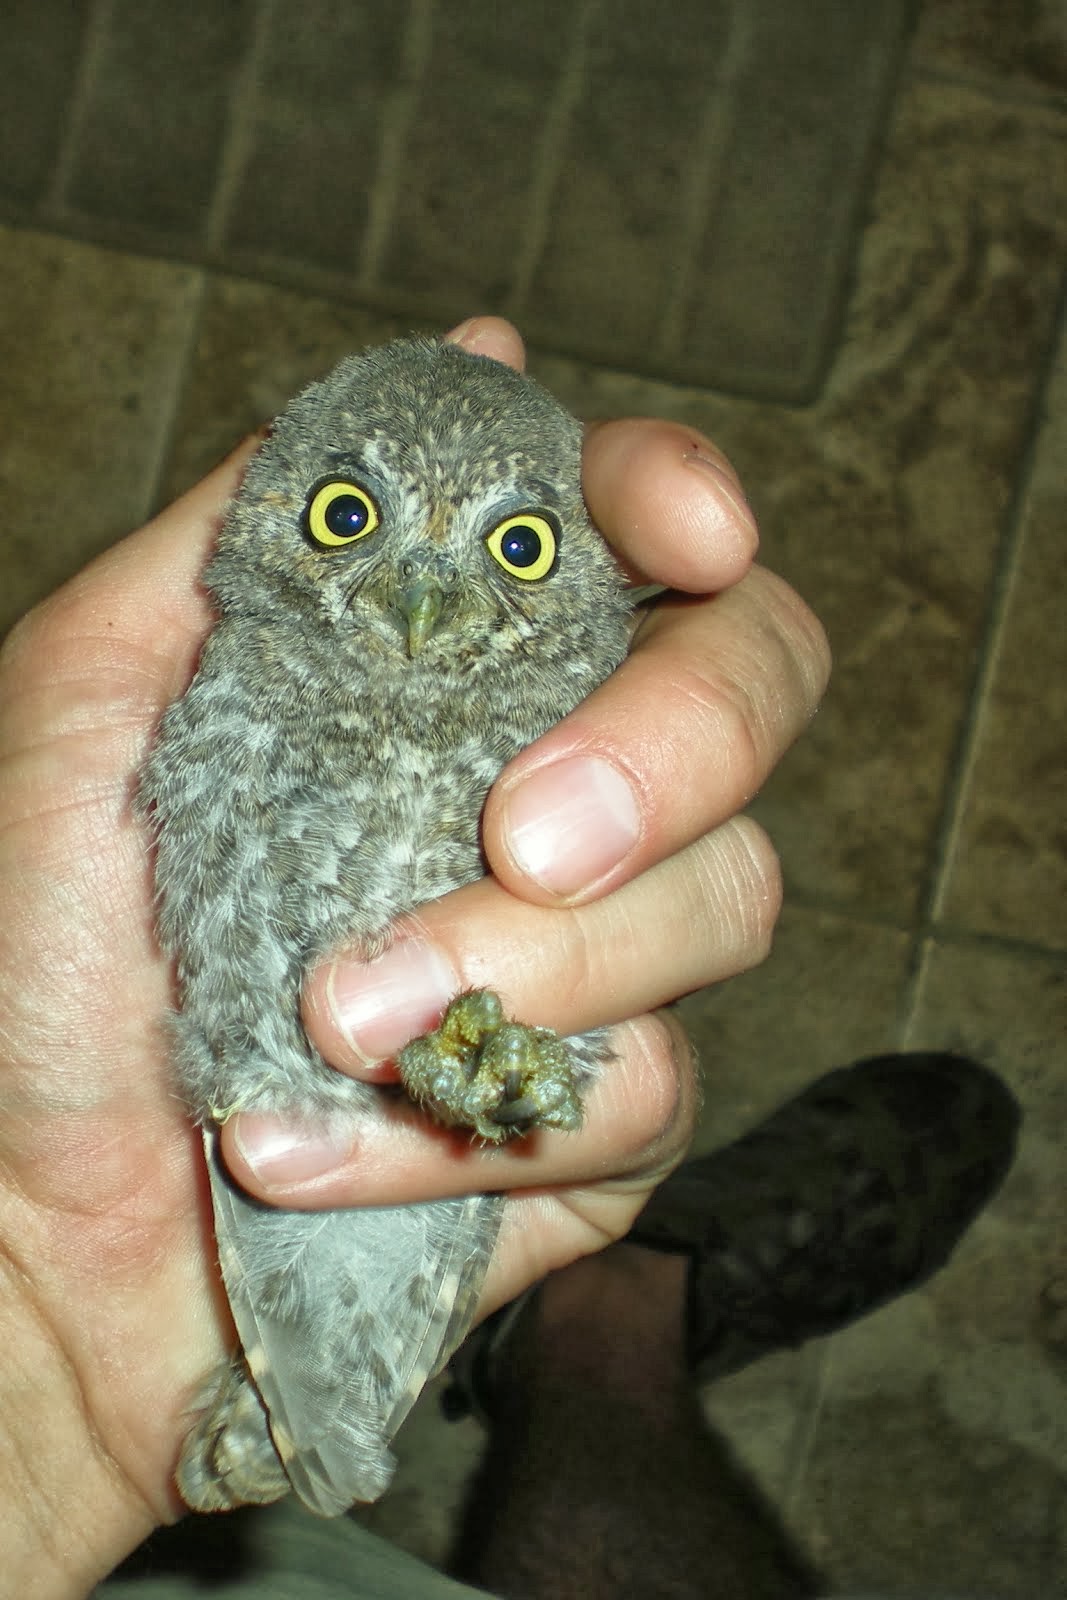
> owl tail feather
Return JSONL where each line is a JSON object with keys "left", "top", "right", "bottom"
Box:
{"left": 203, "top": 1130, "right": 502, "bottom": 1516}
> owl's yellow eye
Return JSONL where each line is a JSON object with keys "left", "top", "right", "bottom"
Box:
{"left": 305, "top": 480, "right": 380, "bottom": 548}
{"left": 485, "top": 512, "right": 558, "bottom": 582}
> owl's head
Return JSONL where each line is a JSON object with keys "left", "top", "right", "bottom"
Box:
{"left": 207, "top": 339, "right": 630, "bottom": 687}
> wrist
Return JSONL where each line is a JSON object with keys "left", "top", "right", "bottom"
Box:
{"left": 0, "top": 1252, "right": 157, "bottom": 1597}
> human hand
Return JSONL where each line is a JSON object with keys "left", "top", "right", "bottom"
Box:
{"left": 0, "top": 316, "right": 828, "bottom": 1592}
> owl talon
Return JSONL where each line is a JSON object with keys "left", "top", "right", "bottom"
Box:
{"left": 177, "top": 1358, "right": 290, "bottom": 1511}
{"left": 397, "top": 989, "right": 583, "bottom": 1144}
{"left": 491, "top": 1094, "right": 540, "bottom": 1128}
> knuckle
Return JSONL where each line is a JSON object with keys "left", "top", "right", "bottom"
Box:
{"left": 616, "top": 1011, "right": 698, "bottom": 1179}
{"left": 664, "top": 659, "right": 763, "bottom": 796}
{"left": 0, "top": 600, "right": 48, "bottom": 679}
{"left": 2, "top": 591, "right": 89, "bottom": 689}
{"left": 727, "top": 815, "right": 783, "bottom": 964}
{"left": 684, "top": 816, "right": 781, "bottom": 974}
{"left": 751, "top": 566, "right": 832, "bottom": 711}
{"left": 539, "top": 910, "right": 605, "bottom": 1020}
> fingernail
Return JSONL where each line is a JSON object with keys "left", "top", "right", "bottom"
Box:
{"left": 503, "top": 756, "right": 641, "bottom": 897}
{"left": 233, "top": 1115, "right": 354, "bottom": 1188}
{"left": 326, "top": 939, "right": 459, "bottom": 1063}
{"left": 683, "top": 449, "right": 759, "bottom": 546}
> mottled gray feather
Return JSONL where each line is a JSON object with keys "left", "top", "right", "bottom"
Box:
{"left": 140, "top": 336, "right": 631, "bottom": 1514}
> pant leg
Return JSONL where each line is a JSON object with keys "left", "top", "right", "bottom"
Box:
{"left": 95, "top": 1499, "right": 493, "bottom": 1600}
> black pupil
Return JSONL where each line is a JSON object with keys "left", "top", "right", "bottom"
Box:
{"left": 501, "top": 525, "right": 543, "bottom": 568}
{"left": 325, "top": 493, "right": 369, "bottom": 538}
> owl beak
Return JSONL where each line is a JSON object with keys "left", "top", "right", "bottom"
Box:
{"left": 399, "top": 575, "right": 445, "bottom": 656}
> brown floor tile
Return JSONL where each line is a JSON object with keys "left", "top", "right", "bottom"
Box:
{"left": 378, "top": 2, "right": 576, "bottom": 307}
{"left": 779, "top": 935, "right": 1067, "bottom": 1597}
{"left": 157, "top": 277, "right": 423, "bottom": 504}
{"left": 914, "top": 0, "right": 1067, "bottom": 98}
{"left": 936, "top": 324, "right": 1067, "bottom": 950}
{"left": 789, "top": 1141, "right": 1063, "bottom": 1593}
{"left": 223, "top": 2, "right": 405, "bottom": 276}
{"left": 700, "top": 1345, "right": 826, "bottom": 1513}
{"left": 793, "top": 1360, "right": 1062, "bottom": 1598}
{"left": 538, "top": 76, "right": 1067, "bottom": 922}
{"left": 695, "top": 928, "right": 1066, "bottom": 1595}
{"left": 676, "top": 904, "right": 912, "bottom": 1154}
{"left": 906, "top": 933, "right": 1064, "bottom": 1101}
{"left": 771, "top": 79, "right": 1067, "bottom": 920}
{"left": 0, "top": 227, "right": 202, "bottom": 636}
{"left": 905, "top": 935, "right": 1065, "bottom": 1186}
{"left": 64, "top": 1, "right": 256, "bottom": 240}
{"left": 0, "top": 0, "right": 90, "bottom": 210}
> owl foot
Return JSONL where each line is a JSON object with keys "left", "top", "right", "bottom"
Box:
{"left": 397, "top": 989, "right": 582, "bottom": 1144}
{"left": 177, "top": 1358, "right": 290, "bottom": 1511}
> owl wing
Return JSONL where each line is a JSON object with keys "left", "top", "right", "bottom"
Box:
{"left": 204, "top": 1130, "right": 503, "bottom": 1515}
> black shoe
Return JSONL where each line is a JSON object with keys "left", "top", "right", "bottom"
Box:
{"left": 444, "top": 1052, "right": 1020, "bottom": 1416}
{"left": 630, "top": 1052, "right": 1020, "bottom": 1377}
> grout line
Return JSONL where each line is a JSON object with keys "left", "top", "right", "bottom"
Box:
{"left": 781, "top": 1343, "right": 831, "bottom": 1525}
{"left": 654, "top": 4, "right": 753, "bottom": 361}
{"left": 1039, "top": 1478, "right": 1066, "bottom": 1594}
{"left": 898, "top": 930, "right": 934, "bottom": 1052}
{"left": 895, "top": 270, "right": 1067, "bottom": 1036}
{"left": 32, "top": 0, "right": 217, "bottom": 526}
{"left": 42, "top": 0, "right": 116, "bottom": 214}
{"left": 0, "top": 205, "right": 813, "bottom": 408}
{"left": 142, "top": 269, "right": 213, "bottom": 518}
{"left": 502, "top": 0, "right": 599, "bottom": 315}
{"left": 202, "top": 0, "right": 277, "bottom": 252}
{"left": 910, "top": 921, "right": 1067, "bottom": 966}
{"left": 911, "top": 60, "right": 1067, "bottom": 117}
{"left": 356, "top": 0, "right": 436, "bottom": 291}
{"left": 780, "top": 886, "right": 1067, "bottom": 965}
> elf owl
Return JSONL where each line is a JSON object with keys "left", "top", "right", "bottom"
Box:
{"left": 139, "top": 336, "right": 633, "bottom": 1516}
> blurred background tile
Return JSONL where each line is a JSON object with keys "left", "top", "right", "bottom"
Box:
{"left": 0, "top": 0, "right": 91, "bottom": 211}
{"left": 0, "top": 226, "right": 201, "bottom": 633}
{"left": 677, "top": 905, "right": 913, "bottom": 1150}
{"left": 523, "top": 0, "right": 912, "bottom": 399}
{"left": 376, "top": 0, "right": 578, "bottom": 306}
{"left": 1, "top": 0, "right": 912, "bottom": 398}
{"left": 789, "top": 936, "right": 1067, "bottom": 1598}
{"left": 63, "top": 0, "right": 258, "bottom": 240}
{"left": 223, "top": 1, "right": 405, "bottom": 276}
{"left": 914, "top": 0, "right": 1067, "bottom": 96}
{"left": 157, "top": 275, "right": 419, "bottom": 501}
{"left": 934, "top": 323, "right": 1067, "bottom": 949}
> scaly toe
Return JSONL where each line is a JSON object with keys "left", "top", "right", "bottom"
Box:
{"left": 397, "top": 991, "right": 583, "bottom": 1143}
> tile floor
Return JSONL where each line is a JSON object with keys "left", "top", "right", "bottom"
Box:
{"left": 0, "top": 3, "right": 1063, "bottom": 1595}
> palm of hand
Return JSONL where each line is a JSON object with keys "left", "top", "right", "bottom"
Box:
{"left": 0, "top": 563, "right": 228, "bottom": 1525}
